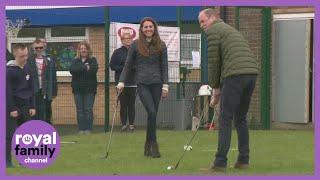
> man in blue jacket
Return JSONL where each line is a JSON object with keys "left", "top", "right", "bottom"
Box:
{"left": 27, "top": 39, "right": 57, "bottom": 124}
{"left": 110, "top": 33, "right": 136, "bottom": 132}
{"left": 6, "top": 43, "right": 36, "bottom": 168}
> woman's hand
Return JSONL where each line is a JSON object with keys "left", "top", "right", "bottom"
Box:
{"left": 162, "top": 89, "right": 168, "bottom": 98}
{"left": 116, "top": 82, "right": 125, "bottom": 93}
{"left": 161, "top": 84, "right": 169, "bottom": 98}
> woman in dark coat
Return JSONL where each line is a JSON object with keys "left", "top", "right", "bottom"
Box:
{"left": 70, "top": 41, "right": 98, "bottom": 134}
{"left": 117, "top": 17, "right": 169, "bottom": 158}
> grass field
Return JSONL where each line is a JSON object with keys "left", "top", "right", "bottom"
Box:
{"left": 7, "top": 129, "right": 314, "bottom": 175}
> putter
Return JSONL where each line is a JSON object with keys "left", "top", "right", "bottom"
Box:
{"left": 104, "top": 93, "right": 120, "bottom": 159}
{"left": 171, "top": 104, "right": 216, "bottom": 170}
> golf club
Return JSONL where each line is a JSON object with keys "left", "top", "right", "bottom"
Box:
{"left": 170, "top": 103, "right": 216, "bottom": 170}
{"left": 104, "top": 93, "right": 120, "bottom": 159}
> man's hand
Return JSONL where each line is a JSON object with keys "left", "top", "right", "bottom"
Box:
{"left": 210, "top": 88, "right": 221, "bottom": 108}
{"left": 29, "top": 109, "right": 36, "bottom": 117}
{"left": 10, "top": 110, "right": 18, "bottom": 118}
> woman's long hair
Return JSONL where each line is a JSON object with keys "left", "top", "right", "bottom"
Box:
{"left": 75, "top": 41, "right": 93, "bottom": 59}
{"left": 138, "top": 17, "right": 164, "bottom": 57}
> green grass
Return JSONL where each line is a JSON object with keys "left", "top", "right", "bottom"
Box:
{"left": 7, "top": 130, "right": 314, "bottom": 175}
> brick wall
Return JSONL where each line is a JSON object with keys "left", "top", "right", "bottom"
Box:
{"left": 224, "top": 7, "right": 262, "bottom": 124}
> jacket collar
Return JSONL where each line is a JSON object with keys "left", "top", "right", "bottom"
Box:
{"left": 213, "top": 18, "right": 224, "bottom": 25}
{"left": 7, "top": 60, "right": 26, "bottom": 69}
{"left": 205, "top": 19, "right": 224, "bottom": 34}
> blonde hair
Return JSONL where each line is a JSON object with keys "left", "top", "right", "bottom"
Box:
{"left": 76, "top": 41, "right": 93, "bottom": 59}
{"left": 121, "top": 32, "right": 133, "bottom": 40}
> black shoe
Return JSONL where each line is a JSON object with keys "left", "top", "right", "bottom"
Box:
{"left": 144, "top": 141, "right": 151, "bottom": 157}
{"left": 150, "top": 141, "right": 161, "bottom": 158}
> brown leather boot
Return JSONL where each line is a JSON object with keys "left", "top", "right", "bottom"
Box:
{"left": 234, "top": 162, "right": 249, "bottom": 169}
{"left": 144, "top": 141, "right": 151, "bottom": 157}
{"left": 150, "top": 141, "right": 161, "bottom": 158}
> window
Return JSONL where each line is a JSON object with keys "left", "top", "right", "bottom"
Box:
{"left": 17, "top": 28, "right": 45, "bottom": 38}
{"left": 8, "top": 27, "right": 88, "bottom": 75}
{"left": 51, "top": 27, "right": 86, "bottom": 37}
{"left": 47, "top": 42, "right": 78, "bottom": 71}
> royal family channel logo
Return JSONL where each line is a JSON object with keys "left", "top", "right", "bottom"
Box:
{"left": 11, "top": 120, "right": 60, "bottom": 169}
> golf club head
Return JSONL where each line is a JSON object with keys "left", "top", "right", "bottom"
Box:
{"left": 99, "top": 153, "right": 109, "bottom": 159}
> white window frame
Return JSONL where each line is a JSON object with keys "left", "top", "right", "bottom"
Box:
{"left": 9, "top": 27, "right": 89, "bottom": 77}
{"left": 273, "top": 13, "right": 314, "bottom": 21}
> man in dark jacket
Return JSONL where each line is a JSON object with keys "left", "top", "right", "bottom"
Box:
{"left": 110, "top": 33, "right": 136, "bottom": 132}
{"left": 27, "top": 39, "right": 57, "bottom": 124}
{"left": 198, "top": 8, "right": 258, "bottom": 171}
{"left": 6, "top": 43, "right": 36, "bottom": 168}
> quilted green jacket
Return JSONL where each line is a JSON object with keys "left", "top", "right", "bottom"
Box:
{"left": 206, "top": 19, "right": 259, "bottom": 88}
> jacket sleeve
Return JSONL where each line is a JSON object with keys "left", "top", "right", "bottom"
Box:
{"left": 207, "top": 30, "right": 222, "bottom": 88}
{"left": 6, "top": 69, "right": 18, "bottom": 112}
{"left": 51, "top": 59, "right": 58, "bottom": 97}
{"left": 87, "top": 57, "right": 98, "bottom": 75}
{"left": 29, "top": 69, "right": 36, "bottom": 109}
{"left": 110, "top": 50, "right": 123, "bottom": 72}
{"left": 119, "top": 43, "right": 136, "bottom": 83}
{"left": 160, "top": 43, "right": 169, "bottom": 84}
{"left": 69, "top": 59, "right": 86, "bottom": 75}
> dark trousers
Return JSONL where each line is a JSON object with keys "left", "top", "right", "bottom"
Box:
{"left": 35, "top": 91, "right": 53, "bottom": 124}
{"left": 214, "top": 74, "right": 257, "bottom": 167}
{"left": 137, "top": 84, "right": 162, "bottom": 141}
{"left": 6, "top": 106, "right": 31, "bottom": 164}
{"left": 74, "top": 93, "right": 96, "bottom": 131}
{"left": 119, "top": 87, "right": 137, "bottom": 126}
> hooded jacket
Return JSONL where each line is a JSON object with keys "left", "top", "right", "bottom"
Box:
{"left": 6, "top": 60, "right": 35, "bottom": 112}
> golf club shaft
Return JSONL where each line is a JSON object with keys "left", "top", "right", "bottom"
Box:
{"left": 105, "top": 94, "right": 120, "bottom": 157}
{"left": 175, "top": 105, "right": 213, "bottom": 168}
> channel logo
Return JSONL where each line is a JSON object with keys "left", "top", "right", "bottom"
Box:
{"left": 12, "top": 120, "right": 60, "bottom": 169}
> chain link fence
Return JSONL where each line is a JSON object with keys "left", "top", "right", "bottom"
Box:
{"left": 6, "top": 6, "right": 269, "bottom": 135}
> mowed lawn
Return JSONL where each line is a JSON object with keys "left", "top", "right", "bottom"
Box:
{"left": 7, "top": 129, "right": 314, "bottom": 175}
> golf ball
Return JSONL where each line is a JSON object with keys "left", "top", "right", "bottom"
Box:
{"left": 167, "top": 166, "right": 172, "bottom": 170}
{"left": 184, "top": 145, "right": 193, "bottom": 151}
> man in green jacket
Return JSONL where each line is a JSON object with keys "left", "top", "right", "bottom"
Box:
{"left": 198, "top": 8, "right": 258, "bottom": 171}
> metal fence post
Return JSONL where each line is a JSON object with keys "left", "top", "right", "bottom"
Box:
{"left": 104, "top": 7, "right": 110, "bottom": 132}
{"left": 261, "top": 7, "right": 271, "bottom": 129}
